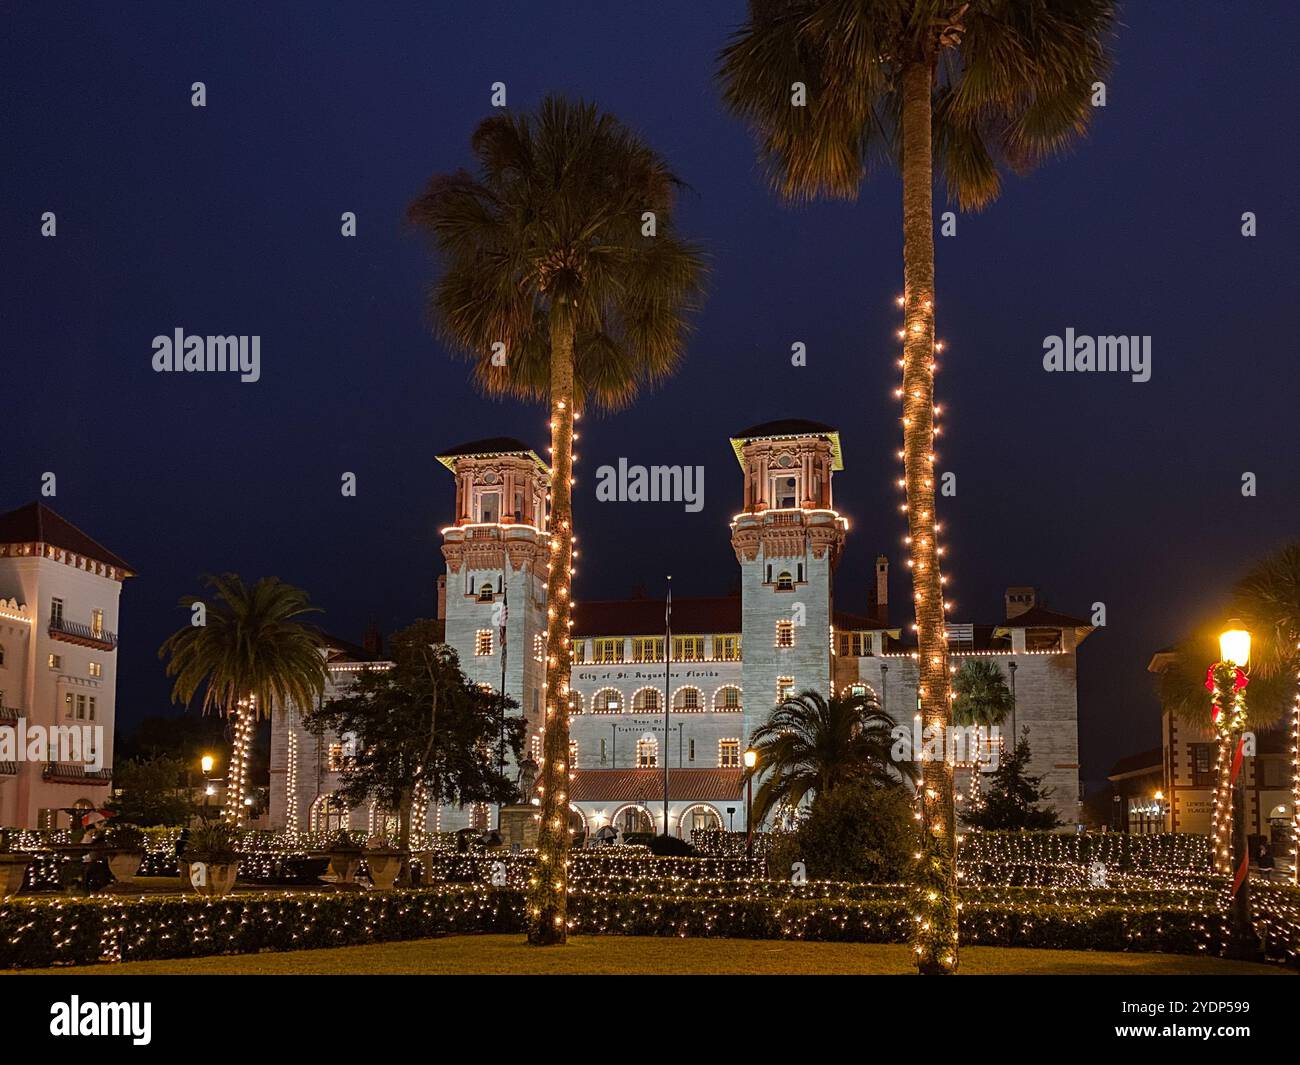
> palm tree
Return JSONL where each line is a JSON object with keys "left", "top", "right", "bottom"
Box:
{"left": 718, "top": 0, "right": 1115, "bottom": 974}
{"left": 1232, "top": 544, "right": 1300, "bottom": 883}
{"left": 951, "top": 659, "right": 1013, "bottom": 807}
{"left": 743, "top": 688, "right": 912, "bottom": 825}
{"left": 408, "top": 96, "right": 705, "bottom": 944}
{"left": 159, "top": 575, "right": 327, "bottom": 823}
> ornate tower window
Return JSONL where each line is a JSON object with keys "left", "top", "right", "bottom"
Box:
{"left": 775, "top": 620, "right": 795, "bottom": 648}
{"left": 475, "top": 629, "right": 493, "bottom": 656}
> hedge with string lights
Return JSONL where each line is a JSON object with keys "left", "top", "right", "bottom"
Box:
{"left": 3, "top": 881, "right": 1296, "bottom": 970}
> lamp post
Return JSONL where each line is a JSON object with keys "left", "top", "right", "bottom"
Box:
{"left": 1153, "top": 790, "right": 1165, "bottom": 834}
{"left": 1212, "top": 621, "right": 1262, "bottom": 959}
{"left": 743, "top": 748, "right": 757, "bottom": 859}
{"left": 200, "top": 755, "right": 215, "bottom": 816}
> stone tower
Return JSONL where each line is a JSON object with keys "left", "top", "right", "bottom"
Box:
{"left": 728, "top": 420, "right": 847, "bottom": 748}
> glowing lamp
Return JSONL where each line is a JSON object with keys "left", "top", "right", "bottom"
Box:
{"left": 743, "top": 748, "right": 757, "bottom": 770}
{"left": 1219, "top": 623, "right": 1251, "bottom": 667}
{"left": 201, "top": 755, "right": 215, "bottom": 774}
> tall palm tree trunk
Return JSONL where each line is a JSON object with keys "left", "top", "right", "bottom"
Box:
{"left": 900, "top": 56, "right": 958, "bottom": 975}
{"left": 528, "top": 307, "right": 576, "bottom": 945}
{"left": 224, "top": 700, "right": 250, "bottom": 824}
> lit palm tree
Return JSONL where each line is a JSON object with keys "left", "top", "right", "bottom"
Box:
{"left": 718, "top": 0, "right": 1115, "bottom": 974}
{"left": 1233, "top": 544, "right": 1300, "bottom": 883}
{"left": 743, "top": 688, "right": 912, "bottom": 825}
{"left": 408, "top": 96, "right": 705, "bottom": 944}
{"left": 159, "top": 574, "right": 327, "bottom": 823}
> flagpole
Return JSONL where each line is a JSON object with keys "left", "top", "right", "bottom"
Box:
{"left": 663, "top": 575, "right": 671, "bottom": 838}
{"left": 498, "top": 581, "right": 508, "bottom": 776}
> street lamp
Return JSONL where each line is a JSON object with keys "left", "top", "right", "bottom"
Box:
{"left": 1213, "top": 620, "right": 1261, "bottom": 959}
{"left": 200, "top": 754, "right": 216, "bottom": 815}
{"left": 743, "top": 748, "right": 758, "bottom": 859}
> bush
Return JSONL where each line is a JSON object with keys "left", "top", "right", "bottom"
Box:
{"left": 100, "top": 823, "right": 147, "bottom": 852}
{"left": 769, "top": 785, "right": 913, "bottom": 883}
{"left": 186, "top": 821, "right": 238, "bottom": 863}
{"left": 646, "top": 835, "right": 696, "bottom": 857}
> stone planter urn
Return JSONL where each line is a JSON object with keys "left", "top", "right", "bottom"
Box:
{"left": 365, "top": 849, "right": 405, "bottom": 890}
{"left": 0, "top": 854, "right": 31, "bottom": 899}
{"left": 329, "top": 850, "right": 363, "bottom": 886}
{"left": 104, "top": 850, "right": 145, "bottom": 884}
{"left": 187, "top": 858, "right": 238, "bottom": 897}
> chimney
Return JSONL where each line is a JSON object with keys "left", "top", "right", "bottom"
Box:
{"left": 362, "top": 621, "right": 383, "bottom": 658}
{"left": 870, "top": 554, "right": 889, "bottom": 624}
{"left": 436, "top": 574, "right": 447, "bottom": 620}
{"left": 1005, "top": 586, "right": 1037, "bottom": 620}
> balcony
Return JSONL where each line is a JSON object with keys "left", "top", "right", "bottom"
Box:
{"left": 0, "top": 705, "right": 23, "bottom": 726}
{"left": 42, "top": 763, "right": 113, "bottom": 786}
{"left": 48, "top": 615, "right": 117, "bottom": 651}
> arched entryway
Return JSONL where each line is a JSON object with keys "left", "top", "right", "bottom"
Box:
{"left": 677, "top": 803, "right": 723, "bottom": 839}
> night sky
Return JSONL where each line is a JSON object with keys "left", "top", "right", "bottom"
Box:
{"left": 3, "top": 2, "right": 1296, "bottom": 787}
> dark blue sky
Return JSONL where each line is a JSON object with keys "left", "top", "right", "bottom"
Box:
{"left": 3, "top": 2, "right": 1296, "bottom": 783}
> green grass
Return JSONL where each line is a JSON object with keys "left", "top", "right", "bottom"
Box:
{"left": 13, "top": 936, "right": 1292, "bottom": 976}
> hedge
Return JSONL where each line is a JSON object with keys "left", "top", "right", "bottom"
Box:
{"left": 4, "top": 880, "right": 1293, "bottom": 970}
{"left": 958, "top": 831, "right": 1212, "bottom": 874}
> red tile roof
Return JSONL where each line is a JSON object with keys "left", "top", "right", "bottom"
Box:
{"left": 569, "top": 768, "right": 744, "bottom": 803}
{"left": 1001, "top": 606, "right": 1092, "bottom": 628}
{"left": 0, "top": 502, "right": 135, "bottom": 574}
{"left": 572, "top": 595, "right": 740, "bottom": 638}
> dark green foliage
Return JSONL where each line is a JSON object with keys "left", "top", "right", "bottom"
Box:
{"left": 186, "top": 821, "right": 238, "bottom": 863}
{"left": 108, "top": 755, "right": 196, "bottom": 827}
{"left": 646, "top": 835, "right": 695, "bottom": 858}
{"left": 951, "top": 659, "right": 1014, "bottom": 727}
{"left": 964, "top": 733, "right": 1061, "bottom": 831}
{"left": 307, "top": 621, "right": 525, "bottom": 849}
{"left": 770, "top": 785, "right": 914, "bottom": 883}
{"left": 100, "top": 823, "right": 146, "bottom": 852}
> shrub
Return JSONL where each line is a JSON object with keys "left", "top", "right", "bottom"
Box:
{"left": 770, "top": 785, "right": 913, "bottom": 883}
{"left": 186, "top": 821, "right": 238, "bottom": 863}
{"left": 646, "top": 835, "right": 695, "bottom": 857}
{"left": 100, "top": 823, "right": 147, "bottom": 852}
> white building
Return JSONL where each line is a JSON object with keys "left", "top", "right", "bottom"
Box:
{"left": 0, "top": 503, "right": 132, "bottom": 829}
{"left": 268, "top": 419, "right": 1091, "bottom": 838}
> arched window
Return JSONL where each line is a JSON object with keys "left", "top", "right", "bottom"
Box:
{"left": 636, "top": 734, "right": 658, "bottom": 767}
{"left": 673, "top": 686, "right": 702, "bottom": 711}
{"left": 715, "top": 685, "right": 742, "bottom": 711}
{"left": 592, "top": 688, "right": 622, "bottom": 713}
{"left": 310, "top": 794, "right": 348, "bottom": 833}
{"left": 567, "top": 691, "right": 584, "bottom": 714}
{"left": 776, "top": 571, "right": 794, "bottom": 591}
{"left": 633, "top": 688, "right": 660, "bottom": 712}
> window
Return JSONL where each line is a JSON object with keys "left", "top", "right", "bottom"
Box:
{"left": 772, "top": 475, "right": 798, "bottom": 508}
{"left": 50, "top": 598, "right": 64, "bottom": 626}
{"left": 719, "top": 739, "right": 740, "bottom": 767}
{"left": 478, "top": 491, "right": 500, "bottom": 524}
{"left": 75, "top": 694, "right": 87, "bottom": 720}
{"left": 533, "top": 633, "right": 545, "bottom": 662}
{"left": 1191, "top": 743, "right": 1215, "bottom": 788}
{"left": 87, "top": 696, "right": 96, "bottom": 721}
{"left": 600, "top": 738, "right": 608, "bottom": 765}
{"left": 328, "top": 743, "right": 345, "bottom": 772}
{"left": 673, "top": 635, "right": 705, "bottom": 662}
{"left": 636, "top": 735, "right": 658, "bottom": 768}
{"left": 572, "top": 641, "right": 585, "bottom": 664}
{"left": 91, "top": 608, "right": 104, "bottom": 639}
{"left": 777, "top": 676, "right": 795, "bottom": 703}
{"left": 88, "top": 661, "right": 102, "bottom": 678}
{"left": 838, "top": 632, "right": 870, "bottom": 656}
{"left": 48, "top": 653, "right": 62, "bottom": 670}
{"left": 633, "top": 636, "right": 664, "bottom": 663}
{"left": 776, "top": 620, "right": 795, "bottom": 648}
{"left": 674, "top": 687, "right": 701, "bottom": 711}
{"left": 633, "top": 688, "right": 660, "bottom": 712}
{"left": 512, "top": 489, "right": 525, "bottom": 522}
{"left": 475, "top": 629, "right": 493, "bottom": 656}
{"left": 0, "top": 644, "right": 5, "bottom": 666}
{"left": 64, "top": 693, "right": 73, "bottom": 719}
{"left": 689, "top": 738, "right": 696, "bottom": 762}
{"left": 477, "top": 585, "right": 495, "bottom": 602}
{"left": 775, "top": 570, "right": 794, "bottom": 590}
{"left": 593, "top": 688, "right": 622, "bottom": 713}
{"left": 593, "top": 638, "right": 624, "bottom": 664}
{"left": 717, "top": 686, "right": 742, "bottom": 710}
{"left": 567, "top": 691, "right": 583, "bottom": 714}
{"left": 712, "top": 635, "right": 740, "bottom": 661}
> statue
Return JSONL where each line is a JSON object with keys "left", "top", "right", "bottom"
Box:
{"left": 517, "top": 754, "right": 539, "bottom": 804}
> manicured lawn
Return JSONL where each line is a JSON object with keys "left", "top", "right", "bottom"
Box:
{"left": 15, "top": 936, "right": 1292, "bottom": 976}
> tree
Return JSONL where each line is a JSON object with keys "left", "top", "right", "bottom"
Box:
{"left": 743, "top": 688, "right": 912, "bottom": 825}
{"left": 965, "top": 731, "right": 1060, "bottom": 831}
{"left": 158, "top": 574, "right": 327, "bottom": 823}
{"left": 1232, "top": 544, "right": 1300, "bottom": 884}
{"left": 408, "top": 96, "right": 705, "bottom": 944}
{"left": 718, "top": 0, "right": 1115, "bottom": 974}
{"left": 952, "top": 659, "right": 1013, "bottom": 729}
{"left": 308, "top": 621, "right": 524, "bottom": 852}
{"left": 109, "top": 754, "right": 195, "bottom": 827}
{"left": 770, "top": 783, "right": 914, "bottom": 883}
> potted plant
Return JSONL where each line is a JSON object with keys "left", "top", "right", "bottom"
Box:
{"left": 364, "top": 835, "right": 406, "bottom": 891}
{"left": 0, "top": 830, "right": 31, "bottom": 899}
{"left": 327, "top": 830, "right": 363, "bottom": 887}
{"left": 184, "top": 821, "right": 240, "bottom": 897}
{"left": 96, "top": 822, "right": 147, "bottom": 883}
